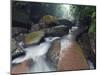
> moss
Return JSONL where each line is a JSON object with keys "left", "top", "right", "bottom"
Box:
{"left": 25, "top": 31, "right": 44, "bottom": 45}
{"left": 89, "top": 12, "right": 96, "bottom": 33}
{"left": 89, "top": 23, "right": 96, "bottom": 33}
{"left": 40, "top": 15, "right": 57, "bottom": 24}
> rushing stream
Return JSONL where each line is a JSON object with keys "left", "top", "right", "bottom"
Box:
{"left": 12, "top": 26, "right": 79, "bottom": 73}
{"left": 12, "top": 26, "right": 94, "bottom": 73}
{"left": 12, "top": 37, "right": 60, "bottom": 72}
{"left": 11, "top": 1, "right": 96, "bottom": 73}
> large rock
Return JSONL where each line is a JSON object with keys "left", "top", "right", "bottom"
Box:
{"left": 11, "top": 58, "right": 33, "bottom": 74}
{"left": 12, "top": 27, "right": 28, "bottom": 37}
{"left": 39, "top": 15, "right": 57, "bottom": 27}
{"left": 89, "top": 32, "right": 96, "bottom": 54}
{"left": 30, "top": 15, "right": 57, "bottom": 32}
{"left": 31, "top": 24, "right": 40, "bottom": 32}
{"left": 45, "top": 25, "right": 69, "bottom": 37}
{"left": 31, "top": 23, "right": 46, "bottom": 32}
{"left": 46, "top": 39, "right": 60, "bottom": 68}
{"left": 77, "top": 33, "right": 96, "bottom": 68}
{"left": 24, "top": 30, "right": 45, "bottom": 46}
{"left": 11, "top": 39, "right": 17, "bottom": 53}
{"left": 12, "top": 27, "right": 28, "bottom": 42}
{"left": 57, "top": 19, "right": 75, "bottom": 29}
{"left": 11, "top": 39, "right": 25, "bottom": 60}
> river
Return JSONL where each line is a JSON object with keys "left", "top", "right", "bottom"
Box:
{"left": 12, "top": 37, "right": 59, "bottom": 73}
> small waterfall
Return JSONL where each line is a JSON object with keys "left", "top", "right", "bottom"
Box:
{"left": 61, "top": 26, "right": 78, "bottom": 51}
{"left": 29, "top": 55, "right": 55, "bottom": 72}
{"left": 12, "top": 37, "right": 59, "bottom": 72}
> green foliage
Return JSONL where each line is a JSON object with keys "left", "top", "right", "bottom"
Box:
{"left": 89, "top": 12, "right": 96, "bottom": 33}
{"left": 71, "top": 5, "right": 96, "bottom": 18}
{"left": 70, "top": 5, "right": 96, "bottom": 33}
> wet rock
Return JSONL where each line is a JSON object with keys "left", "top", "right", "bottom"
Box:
{"left": 31, "top": 23, "right": 40, "bottom": 32}
{"left": 12, "top": 27, "right": 28, "bottom": 37}
{"left": 11, "top": 58, "right": 33, "bottom": 74}
{"left": 14, "top": 33, "right": 25, "bottom": 42}
{"left": 12, "top": 48, "right": 26, "bottom": 60}
{"left": 31, "top": 23, "right": 46, "bottom": 32}
{"left": 77, "top": 33, "right": 96, "bottom": 68}
{"left": 57, "top": 19, "right": 75, "bottom": 29}
{"left": 30, "top": 15, "right": 58, "bottom": 32}
{"left": 11, "top": 39, "right": 17, "bottom": 53}
{"left": 11, "top": 39, "right": 26, "bottom": 60}
{"left": 12, "top": 27, "right": 28, "bottom": 42}
{"left": 24, "top": 30, "right": 45, "bottom": 46}
{"left": 39, "top": 15, "right": 57, "bottom": 27}
{"left": 89, "top": 32, "right": 96, "bottom": 54}
{"left": 45, "top": 25, "right": 69, "bottom": 37}
{"left": 46, "top": 39, "right": 60, "bottom": 67}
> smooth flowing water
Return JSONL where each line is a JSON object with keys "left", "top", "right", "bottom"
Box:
{"left": 12, "top": 37, "right": 59, "bottom": 72}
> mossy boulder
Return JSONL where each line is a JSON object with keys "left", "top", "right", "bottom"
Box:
{"left": 24, "top": 31, "right": 45, "bottom": 46}
{"left": 39, "top": 15, "right": 57, "bottom": 28}
{"left": 40, "top": 15, "right": 57, "bottom": 25}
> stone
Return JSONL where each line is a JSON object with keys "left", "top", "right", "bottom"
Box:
{"left": 11, "top": 39, "right": 26, "bottom": 60}
{"left": 77, "top": 33, "right": 96, "bottom": 68}
{"left": 89, "top": 32, "right": 96, "bottom": 54}
{"left": 45, "top": 25, "right": 69, "bottom": 37}
{"left": 24, "top": 30, "right": 45, "bottom": 46}
{"left": 57, "top": 19, "right": 75, "bottom": 29}
{"left": 12, "top": 27, "right": 28, "bottom": 43}
{"left": 11, "top": 39, "right": 17, "bottom": 53}
{"left": 11, "top": 58, "right": 33, "bottom": 74}
{"left": 31, "top": 23, "right": 41, "bottom": 32}
{"left": 39, "top": 15, "right": 57, "bottom": 26}
{"left": 46, "top": 39, "right": 60, "bottom": 68}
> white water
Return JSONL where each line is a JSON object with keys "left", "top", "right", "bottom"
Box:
{"left": 12, "top": 37, "right": 59, "bottom": 72}
{"left": 61, "top": 26, "right": 78, "bottom": 51}
{"left": 12, "top": 26, "right": 79, "bottom": 73}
